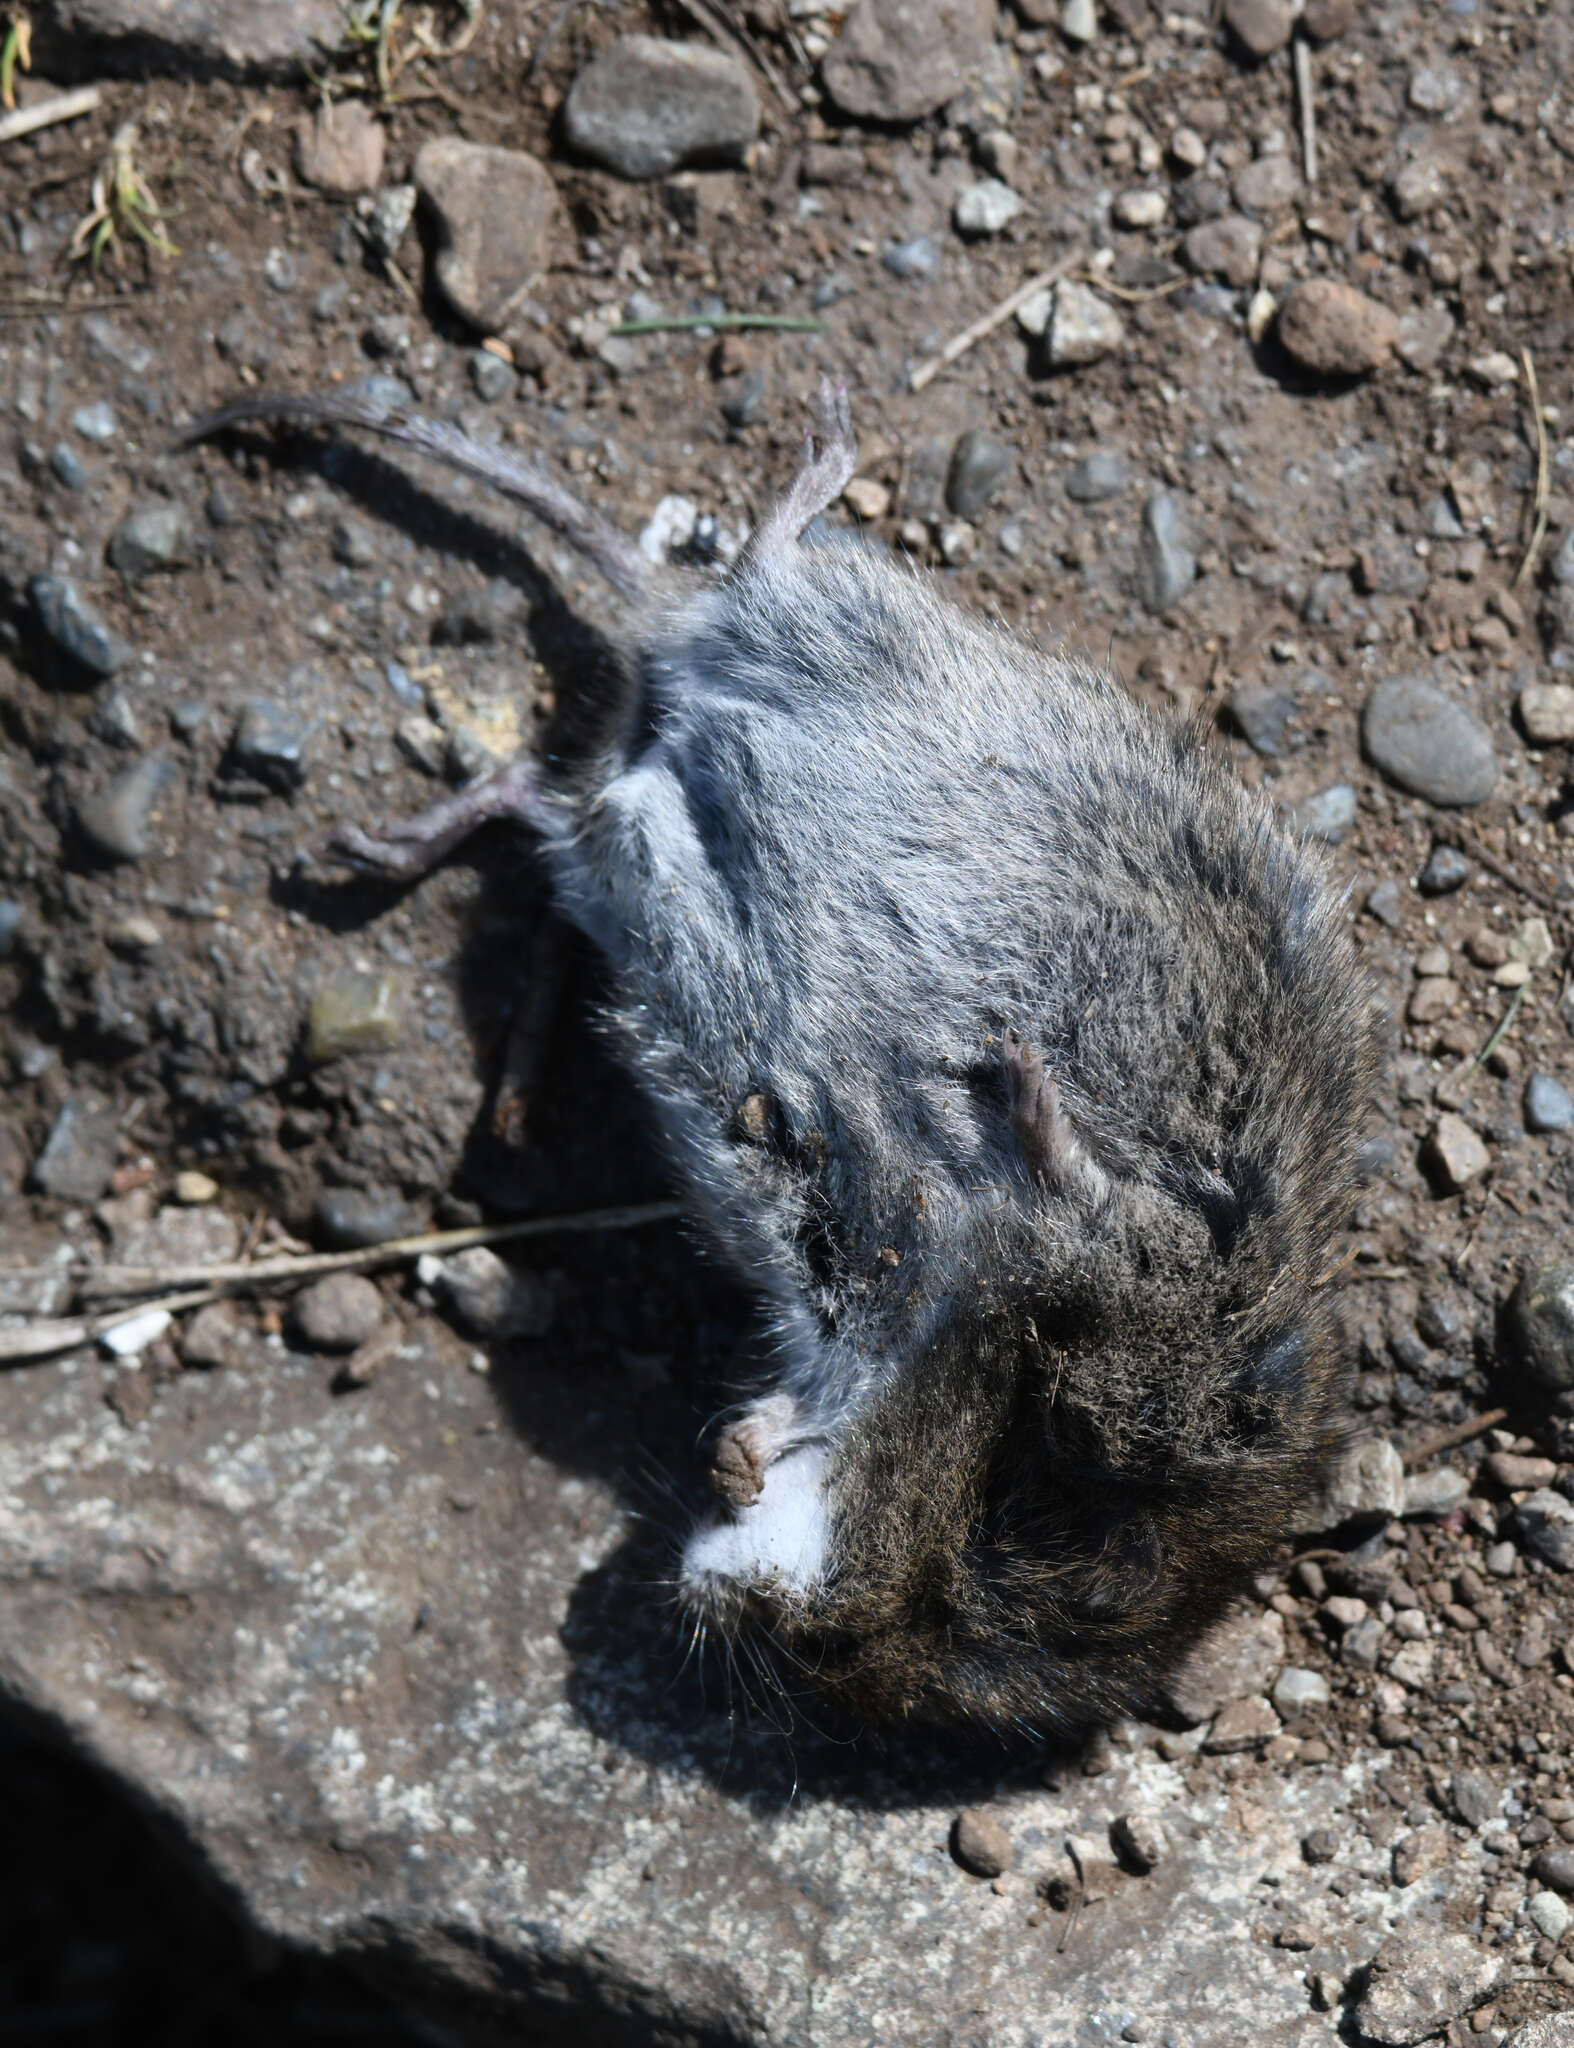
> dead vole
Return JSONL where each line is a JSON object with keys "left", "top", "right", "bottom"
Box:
{"left": 185, "top": 383, "right": 1376, "bottom": 1731}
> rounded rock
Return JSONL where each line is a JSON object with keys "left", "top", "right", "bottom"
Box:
{"left": 29, "top": 573, "right": 132, "bottom": 679}
{"left": 953, "top": 179, "right": 1023, "bottom": 237}
{"left": 314, "top": 1187, "right": 425, "bottom": 1249}
{"left": 951, "top": 1807, "right": 1012, "bottom": 1877}
{"left": 1271, "top": 1666, "right": 1331, "bottom": 1717}
{"left": 1064, "top": 451, "right": 1129, "bottom": 504}
{"left": 415, "top": 139, "right": 559, "bottom": 331}
{"left": 174, "top": 1169, "right": 219, "bottom": 1205}
{"left": 1047, "top": 280, "right": 1125, "bottom": 366}
{"left": 1111, "top": 1811, "right": 1167, "bottom": 1872}
{"left": 565, "top": 36, "right": 759, "bottom": 177}
{"left": 1362, "top": 677, "right": 1498, "bottom": 807}
{"left": 1137, "top": 492, "right": 1196, "bottom": 615}
{"left": 1277, "top": 279, "right": 1401, "bottom": 378}
{"left": 1301, "top": 0, "right": 1355, "bottom": 36}
{"left": 1519, "top": 681, "right": 1574, "bottom": 744}
{"left": 1417, "top": 843, "right": 1470, "bottom": 895}
{"left": 1233, "top": 155, "right": 1298, "bottom": 217}
{"left": 1113, "top": 189, "right": 1167, "bottom": 230}
{"left": 883, "top": 234, "right": 942, "bottom": 282}
{"left": 1525, "top": 1074, "right": 1574, "bottom": 1133}
{"left": 294, "top": 99, "right": 385, "bottom": 195}
{"left": 1182, "top": 215, "right": 1263, "bottom": 289}
{"left": 1223, "top": 0, "right": 1293, "bottom": 56}
{"left": 290, "top": 1273, "right": 387, "bottom": 1354}
{"left": 1534, "top": 1843, "right": 1574, "bottom": 1895}
{"left": 107, "top": 503, "right": 189, "bottom": 579}
{"left": 822, "top": 0, "right": 994, "bottom": 124}
{"left": 945, "top": 431, "right": 1013, "bottom": 519}
{"left": 435, "top": 1246, "right": 553, "bottom": 1340}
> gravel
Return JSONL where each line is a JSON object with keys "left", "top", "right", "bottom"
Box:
{"left": 882, "top": 235, "right": 942, "bottom": 282}
{"left": 564, "top": 36, "right": 759, "bottom": 178}
{"left": 1361, "top": 677, "right": 1499, "bottom": 807}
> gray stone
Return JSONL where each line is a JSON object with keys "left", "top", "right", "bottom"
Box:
{"left": 120, "top": 1204, "right": 240, "bottom": 1270}
{"left": 1509, "top": 1262, "right": 1574, "bottom": 1389}
{"left": 953, "top": 179, "right": 1022, "bottom": 236}
{"left": 1162, "top": 1607, "right": 1284, "bottom": 1724}
{"left": 1362, "top": 677, "right": 1498, "bottom": 807}
{"left": 1365, "top": 878, "right": 1403, "bottom": 927}
{"left": 1340, "top": 1616, "right": 1383, "bottom": 1669}
{"left": 1286, "top": 784, "right": 1357, "bottom": 844}
{"left": 1533, "top": 1844, "right": 1574, "bottom": 1894}
{"left": 71, "top": 399, "right": 117, "bottom": 441}
{"left": 1294, "top": 1437, "right": 1404, "bottom": 1531}
{"left": 290, "top": 1274, "right": 387, "bottom": 1355}
{"left": 1425, "top": 1112, "right": 1490, "bottom": 1191}
{"left": 49, "top": 442, "right": 87, "bottom": 489}
{"left": 107, "top": 503, "right": 189, "bottom": 578}
{"left": 30, "top": 0, "right": 348, "bottom": 80}
{"left": 945, "top": 431, "right": 1013, "bottom": 519}
{"left": 1233, "top": 155, "right": 1298, "bottom": 216}
{"left": 228, "top": 698, "right": 312, "bottom": 793}
{"left": 720, "top": 370, "right": 768, "bottom": 431}
{"left": 470, "top": 349, "right": 515, "bottom": 404}
{"left": 1223, "top": 0, "right": 1293, "bottom": 56}
{"left": 821, "top": 0, "right": 994, "bottom": 123}
{"left": 1064, "top": 451, "right": 1129, "bottom": 503}
{"left": 0, "top": 901, "right": 20, "bottom": 959}
{"left": 76, "top": 754, "right": 176, "bottom": 863}
{"left": 882, "top": 235, "right": 942, "bottom": 282}
{"left": 1182, "top": 215, "right": 1263, "bottom": 289}
{"left": 432, "top": 1246, "right": 553, "bottom": 1341}
{"left": 1136, "top": 493, "right": 1195, "bottom": 614}
{"left": 179, "top": 1300, "right": 250, "bottom": 1371}
{"left": 564, "top": 36, "right": 759, "bottom": 178}
{"left": 313, "top": 1186, "right": 424, "bottom": 1248}
{"left": 367, "top": 183, "right": 416, "bottom": 259}
{"left": 1271, "top": 1666, "right": 1330, "bottom": 1717}
{"left": 1550, "top": 527, "right": 1574, "bottom": 586}
{"left": 1225, "top": 681, "right": 1295, "bottom": 756}
{"left": 1402, "top": 1467, "right": 1469, "bottom": 1517}
{"left": 1417, "top": 843, "right": 1469, "bottom": 895}
{"left": 29, "top": 573, "right": 132, "bottom": 678}
{"left": 294, "top": 98, "right": 385, "bottom": 196}
{"left": 1512, "top": 1489, "right": 1574, "bottom": 1571}
{"left": 415, "top": 139, "right": 559, "bottom": 332}
{"left": 32, "top": 1096, "right": 119, "bottom": 1202}
{"left": 951, "top": 1807, "right": 1012, "bottom": 1876}
{"left": 1448, "top": 1769, "right": 1498, "bottom": 1827}
{"left": 1047, "top": 280, "right": 1126, "bottom": 367}
{"left": 1355, "top": 1933, "right": 1500, "bottom": 2046}
{"left": 1519, "top": 681, "right": 1574, "bottom": 743}
{"left": 1525, "top": 1073, "right": 1574, "bottom": 1132}
{"left": 1110, "top": 1811, "right": 1167, "bottom": 1872}
{"left": 1501, "top": 2017, "right": 1574, "bottom": 2048}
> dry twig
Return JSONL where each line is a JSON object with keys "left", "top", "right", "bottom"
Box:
{"left": 0, "top": 81, "right": 98, "bottom": 145}
{"left": 1293, "top": 34, "right": 1317, "bottom": 187}
{"left": 1402, "top": 1407, "right": 1509, "bottom": 1471}
{"left": 1514, "top": 347, "right": 1551, "bottom": 590}
{"left": 0, "top": 1287, "right": 219, "bottom": 1365}
{"left": 909, "top": 252, "right": 1085, "bottom": 394}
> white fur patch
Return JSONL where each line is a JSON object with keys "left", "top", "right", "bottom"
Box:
{"left": 682, "top": 1445, "right": 830, "bottom": 1595}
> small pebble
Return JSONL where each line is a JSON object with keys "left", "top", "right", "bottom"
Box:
{"left": 228, "top": 698, "right": 313, "bottom": 793}
{"left": 938, "top": 519, "right": 977, "bottom": 567}
{"left": 108, "top": 504, "right": 188, "bottom": 578}
{"left": 1513, "top": 1489, "right": 1574, "bottom": 1571}
{"left": 1272, "top": 1666, "right": 1331, "bottom": 1717}
{"left": 1223, "top": 0, "right": 1293, "bottom": 57}
{"left": 1509, "top": 1263, "right": 1574, "bottom": 1390}
{"left": 470, "top": 349, "right": 515, "bottom": 403}
{"left": 1136, "top": 492, "right": 1195, "bottom": 614}
{"left": 179, "top": 1301, "right": 247, "bottom": 1371}
{"left": 49, "top": 442, "right": 87, "bottom": 489}
{"left": 29, "top": 573, "right": 132, "bottom": 678}
{"left": 1425, "top": 1113, "right": 1490, "bottom": 1191}
{"left": 290, "top": 1273, "right": 387, "bottom": 1354}
{"left": 294, "top": 98, "right": 385, "bottom": 196}
{"left": 1060, "top": 0, "right": 1097, "bottom": 42}
{"left": 1047, "top": 281, "right": 1125, "bottom": 367}
{"left": 1110, "top": 1811, "right": 1167, "bottom": 1872}
{"left": 843, "top": 478, "right": 891, "bottom": 522}
{"left": 945, "top": 431, "right": 1012, "bottom": 519}
{"left": 174, "top": 1170, "right": 219, "bottom": 1205}
{"left": 32, "top": 1097, "right": 119, "bottom": 1203}
{"left": 1064, "top": 451, "right": 1129, "bottom": 504}
{"left": 1534, "top": 1845, "right": 1574, "bottom": 1895}
{"left": 1287, "top": 784, "right": 1356, "bottom": 845}
{"left": 951, "top": 1808, "right": 1012, "bottom": 1877}
{"left": 1519, "top": 682, "right": 1574, "bottom": 743}
{"left": 1277, "top": 279, "right": 1400, "bottom": 378}
{"left": 75, "top": 755, "right": 176, "bottom": 864}
{"left": 564, "top": 36, "right": 759, "bottom": 179}
{"left": 72, "top": 400, "right": 118, "bottom": 442}
{"left": 1417, "top": 843, "right": 1470, "bottom": 895}
{"left": 1449, "top": 1770, "right": 1498, "bottom": 1826}
{"left": 1112, "top": 189, "right": 1167, "bottom": 230}
{"left": 1528, "top": 1891, "right": 1573, "bottom": 1943}
{"left": 314, "top": 1187, "right": 425, "bottom": 1249}
{"left": 953, "top": 180, "right": 1022, "bottom": 237}
{"left": 1362, "top": 677, "right": 1498, "bottom": 808}
{"left": 307, "top": 972, "right": 401, "bottom": 1063}
{"left": 1182, "top": 216, "right": 1263, "bottom": 289}
{"left": 435, "top": 1246, "right": 553, "bottom": 1339}
{"left": 883, "top": 235, "right": 942, "bottom": 282}
{"left": 1525, "top": 1074, "right": 1574, "bottom": 1133}
{"left": 1234, "top": 155, "right": 1299, "bottom": 217}
{"left": 720, "top": 370, "right": 768, "bottom": 430}
{"left": 1403, "top": 1468, "right": 1469, "bottom": 1517}
{"left": 1226, "top": 681, "right": 1295, "bottom": 757}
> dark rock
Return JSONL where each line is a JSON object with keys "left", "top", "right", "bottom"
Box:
{"left": 1513, "top": 1490, "right": 1574, "bottom": 1571}
{"left": 227, "top": 698, "right": 312, "bottom": 794}
{"left": 564, "top": 36, "right": 759, "bottom": 178}
{"left": 0, "top": 901, "right": 20, "bottom": 958}
{"left": 107, "top": 504, "right": 189, "bottom": 578}
{"left": 75, "top": 754, "right": 176, "bottom": 862}
{"left": 1509, "top": 1263, "right": 1574, "bottom": 1390}
{"left": 313, "top": 1187, "right": 425, "bottom": 1248}
{"left": 951, "top": 1807, "right": 1012, "bottom": 1877}
{"left": 32, "top": 1096, "right": 119, "bottom": 1203}
{"left": 945, "top": 431, "right": 1012, "bottom": 519}
{"left": 1533, "top": 1844, "right": 1574, "bottom": 1894}
{"left": 49, "top": 442, "right": 88, "bottom": 489}
{"left": 1417, "top": 843, "right": 1469, "bottom": 895}
{"left": 29, "top": 0, "right": 348, "bottom": 80}
{"left": 414, "top": 139, "right": 559, "bottom": 332}
{"left": 1301, "top": 1827, "right": 1339, "bottom": 1864}
{"left": 1362, "top": 677, "right": 1498, "bottom": 807}
{"left": 1172, "top": 177, "right": 1229, "bottom": 230}
{"left": 29, "top": 573, "right": 132, "bottom": 679}
{"left": 290, "top": 1274, "right": 387, "bottom": 1354}
{"left": 1286, "top": 784, "right": 1356, "bottom": 845}
{"left": 470, "top": 349, "right": 515, "bottom": 404}
{"left": 1064, "top": 451, "right": 1129, "bottom": 503}
{"left": 1136, "top": 492, "right": 1195, "bottom": 614}
{"left": 1526, "top": 1074, "right": 1574, "bottom": 1133}
{"left": 1224, "top": 681, "right": 1295, "bottom": 756}
{"left": 820, "top": 0, "right": 994, "bottom": 124}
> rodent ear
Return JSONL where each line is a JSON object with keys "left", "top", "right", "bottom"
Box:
{"left": 1002, "top": 1033, "right": 1109, "bottom": 1205}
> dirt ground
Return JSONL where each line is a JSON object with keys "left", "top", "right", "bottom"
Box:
{"left": 4, "top": 0, "right": 1574, "bottom": 2039}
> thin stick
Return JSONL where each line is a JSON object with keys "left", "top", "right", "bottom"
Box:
{"left": 72, "top": 1200, "right": 684, "bottom": 1301}
{"left": 0, "top": 1287, "right": 218, "bottom": 1365}
{"left": 607, "top": 313, "right": 827, "bottom": 337}
{"left": 1402, "top": 1406, "right": 1509, "bottom": 1471}
{"left": 1293, "top": 35, "right": 1317, "bottom": 188}
{"left": 909, "top": 252, "right": 1085, "bottom": 395}
{"left": 0, "top": 84, "right": 102, "bottom": 146}
{"left": 1068, "top": 269, "right": 1189, "bottom": 304}
{"left": 1515, "top": 348, "right": 1551, "bottom": 591}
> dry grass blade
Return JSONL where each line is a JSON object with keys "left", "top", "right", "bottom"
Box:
{"left": 1514, "top": 347, "right": 1551, "bottom": 590}
{"left": 1293, "top": 34, "right": 1317, "bottom": 186}
{"left": 0, "top": 83, "right": 100, "bottom": 145}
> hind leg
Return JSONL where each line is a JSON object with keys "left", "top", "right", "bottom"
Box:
{"left": 326, "top": 755, "right": 553, "bottom": 882}
{"left": 746, "top": 379, "right": 858, "bottom": 561}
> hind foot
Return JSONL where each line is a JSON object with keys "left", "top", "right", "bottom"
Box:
{"left": 709, "top": 1393, "right": 801, "bottom": 1508}
{"left": 325, "top": 755, "right": 551, "bottom": 882}
{"left": 747, "top": 378, "right": 858, "bottom": 560}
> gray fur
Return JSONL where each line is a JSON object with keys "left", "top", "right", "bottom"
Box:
{"left": 184, "top": 385, "right": 1376, "bottom": 1731}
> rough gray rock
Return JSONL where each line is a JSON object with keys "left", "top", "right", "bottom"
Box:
{"left": 1501, "top": 2018, "right": 1574, "bottom": 2048}
{"left": 1292, "top": 1437, "right": 1404, "bottom": 1531}
{"left": 820, "top": 0, "right": 994, "bottom": 123}
{"left": 107, "top": 503, "right": 189, "bottom": 577}
{"left": 0, "top": 1311, "right": 1476, "bottom": 2045}
{"left": 414, "top": 139, "right": 559, "bottom": 331}
{"left": 1509, "top": 1261, "right": 1574, "bottom": 1389}
{"left": 30, "top": 0, "right": 345, "bottom": 78}
{"left": 75, "top": 754, "right": 176, "bottom": 863}
{"left": 945, "top": 431, "right": 1013, "bottom": 519}
{"left": 1162, "top": 1607, "right": 1284, "bottom": 1724}
{"left": 30, "top": 1096, "right": 119, "bottom": 1202}
{"left": 564, "top": 37, "right": 759, "bottom": 178}
{"left": 1513, "top": 1489, "right": 1574, "bottom": 1571}
{"left": 1136, "top": 492, "right": 1195, "bottom": 613}
{"left": 1354, "top": 1932, "right": 1500, "bottom": 2045}
{"left": 30, "top": 572, "right": 132, "bottom": 678}
{"left": 1361, "top": 677, "right": 1498, "bottom": 807}
{"left": 430, "top": 1246, "right": 553, "bottom": 1340}
{"left": 1183, "top": 215, "right": 1263, "bottom": 288}
{"left": 1064, "top": 451, "right": 1129, "bottom": 503}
